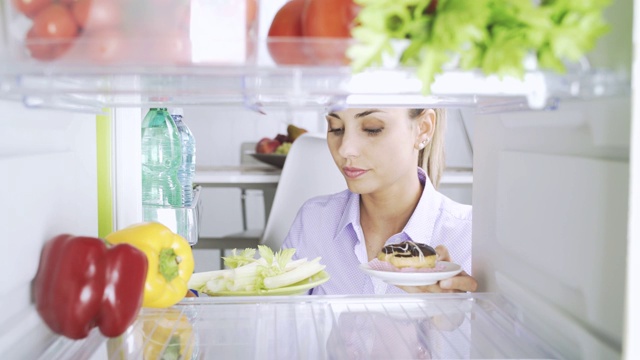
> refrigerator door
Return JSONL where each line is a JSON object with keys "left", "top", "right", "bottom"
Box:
{"left": 473, "top": 96, "right": 630, "bottom": 359}
{"left": 0, "top": 101, "right": 99, "bottom": 357}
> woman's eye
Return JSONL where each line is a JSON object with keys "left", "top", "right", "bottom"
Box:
{"left": 328, "top": 127, "right": 344, "bottom": 135}
{"left": 364, "top": 128, "right": 383, "bottom": 135}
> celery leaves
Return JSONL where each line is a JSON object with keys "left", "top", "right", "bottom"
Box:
{"left": 349, "top": 0, "right": 612, "bottom": 94}
{"left": 222, "top": 248, "right": 257, "bottom": 269}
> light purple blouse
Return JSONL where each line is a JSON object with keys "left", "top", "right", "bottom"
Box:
{"left": 282, "top": 167, "right": 472, "bottom": 295}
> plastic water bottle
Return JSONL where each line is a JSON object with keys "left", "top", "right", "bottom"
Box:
{"left": 170, "top": 108, "right": 196, "bottom": 206}
{"left": 141, "top": 108, "right": 183, "bottom": 207}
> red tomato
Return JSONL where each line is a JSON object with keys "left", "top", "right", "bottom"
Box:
{"left": 302, "top": 0, "right": 358, "bottom": 38}
{"left": 26, "top": 27, "right": 75, "bottom": 61}
{"left": 25, "top": 28, "right": 54, "bottom": 60}
{"left": 32, "top": 4, "right": 79, "bottom": 38}
{"left": 72, "top": 0, "right": 122, "bottom": 31}
{"left": 27, "top": 4, "right": 79, "bottom": 60}
{"left": 267, "top": 0, "right": 312, "bottom": 65}
{"left": 11, "top": 0, "right": 52, "bottom": 19}
{"left": 268, "top": 0, "right": 305, "bottom": 37}
{"left": 302, "top": 0, "right": 359, "bottom": 65}
{"left": 84, "top": 29, "right": 128, "bottom": 64}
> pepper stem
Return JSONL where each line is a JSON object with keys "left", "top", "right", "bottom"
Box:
{"left": 159, "top": 248, "right": 180, "bottom": 282}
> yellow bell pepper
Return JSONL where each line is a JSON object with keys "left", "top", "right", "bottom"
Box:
{"left": 105, "top": 222, "right": 194, "bottom": 308}
{"left": 142, "top": 309, "right": 195, "bottom": 360}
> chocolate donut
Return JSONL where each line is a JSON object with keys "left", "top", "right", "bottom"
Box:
{"left": 377, "top": 241, "right": 437, "bottom": 268}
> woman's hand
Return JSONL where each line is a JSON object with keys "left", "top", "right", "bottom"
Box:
{"left": 397, "top": 245, "right": 478, "bottom": 294}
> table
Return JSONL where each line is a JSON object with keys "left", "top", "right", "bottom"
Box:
{"left": 194, "top": 165, "right": 281, "bottom": 189}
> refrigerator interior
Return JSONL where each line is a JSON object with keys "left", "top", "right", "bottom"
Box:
{"left": 0, "top": 0, "right": 637, "bottom": 359}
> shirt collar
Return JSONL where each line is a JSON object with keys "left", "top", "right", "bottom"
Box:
{"left": 337, "top": 190, "right": 361, "bottom": 243}
{"left": 403, "top": 167, "right": 441, "bottom": 246}
{"left": 335, "top": 167, "right": 441, "bottom": 246}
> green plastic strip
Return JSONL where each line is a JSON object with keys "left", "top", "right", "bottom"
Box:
{"left": 96, "top": 109, "right": 113, "bottom": 238}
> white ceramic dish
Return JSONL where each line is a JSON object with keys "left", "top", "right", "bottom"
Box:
{"left": 359, "top": 261, "right": 462, "bottom": 286}
{"left": 249, "top": 153, "right": 286, "bottom": 168}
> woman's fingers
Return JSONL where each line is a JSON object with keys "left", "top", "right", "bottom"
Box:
{"left": 439, "top": 271, "right": 478, "bottom": 292}
{"left": 397, "top": 245, "right": 478, "bottom": 293}
{"left": 398, "top": 272, "right": 478, "bottom": 293}
{"left": 431, "top": 312, "right": 465, "bottom": 331}
{"left": 434, "top": 245, "right": 450, "bottom": 262}
{"left": 397, "top": 284, "right": 445, "bottom": 293}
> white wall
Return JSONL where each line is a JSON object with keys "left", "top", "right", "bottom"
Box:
{"left": 0, "top": 100, "right": 98, "bottom": 357}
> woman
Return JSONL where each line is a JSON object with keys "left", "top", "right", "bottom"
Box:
{"left": 282, "top": 108, "right": 477, "bottom": 294}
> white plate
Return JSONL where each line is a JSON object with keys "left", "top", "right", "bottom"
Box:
{"left": 359, "top": 262, "right": 462, "bottom": 286}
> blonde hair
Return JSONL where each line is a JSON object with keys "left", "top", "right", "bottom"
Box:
{"left": 411, "top": 108, "right": 447, "bottom": 189}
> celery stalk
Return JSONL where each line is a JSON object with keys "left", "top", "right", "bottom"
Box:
{"left": 229, "top": 275, "right": 257, "bottom": 291}
{"left": 284, "top": 258, "right": 308, "bottom": 272}
{"left": 232, "top": 262, "right": 261, "bottom": 278}
{"left": 205, "top": 278, "right": 227, "bottom": 293}
{"left": 263, "top": 257, "right": 326, "bottom": 289}
{"left": 188, "top": 269, "right": 232, "bottom": 290}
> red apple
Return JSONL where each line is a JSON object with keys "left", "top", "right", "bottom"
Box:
{"left": 256, "top": 137, "right": 281, "bottom": 154}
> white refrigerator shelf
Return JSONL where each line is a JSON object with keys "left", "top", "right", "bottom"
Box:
{"left": 0, "top": 64, "right": 629, "bottom": 114}
{"left": 41, "top": 293, "right": 563, "bottom": 360}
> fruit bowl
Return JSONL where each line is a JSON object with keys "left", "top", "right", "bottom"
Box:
{"left": 249, "top": 153, "right": 287, "bottom": 169}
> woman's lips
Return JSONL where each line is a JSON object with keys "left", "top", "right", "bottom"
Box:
{"left": 343, "top": 167, "right": 368, "bottom": 179}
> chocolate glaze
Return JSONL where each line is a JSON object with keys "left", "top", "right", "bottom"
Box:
{"left": 381, "top": 241, "right": 436, "bottom": 258}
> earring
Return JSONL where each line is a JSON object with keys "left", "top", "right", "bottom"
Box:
{"left": 418, "top": 138, "right": 428, "bottom": 149}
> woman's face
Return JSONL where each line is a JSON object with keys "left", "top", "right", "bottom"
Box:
{"left": 325, "top": 108, "right": 426, "bottom": 195}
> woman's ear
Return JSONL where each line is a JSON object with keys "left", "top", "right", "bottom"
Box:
{"left": 415, "top": 109, "right": 436, "bottom": 148}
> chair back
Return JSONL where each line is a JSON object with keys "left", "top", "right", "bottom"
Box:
{"left": 261, "top": 133, "right": 346, "bottom": 251}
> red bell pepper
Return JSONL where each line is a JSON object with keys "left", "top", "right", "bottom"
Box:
{"left": 33, "top": 234, "right": 148, "bottom": 339}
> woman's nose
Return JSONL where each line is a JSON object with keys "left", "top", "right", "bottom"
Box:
{"left": 338, "top": 130, "right": 359, "bottom": 159}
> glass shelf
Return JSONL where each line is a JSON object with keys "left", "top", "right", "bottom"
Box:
{"left": 22, "top": 293, "right": 568, "bottom": 359}
{"left": 0, "top": 60, "right": 629, "bottom": 113}
{"left": 0, "top": 0, "right": 630, "bottom": 113}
